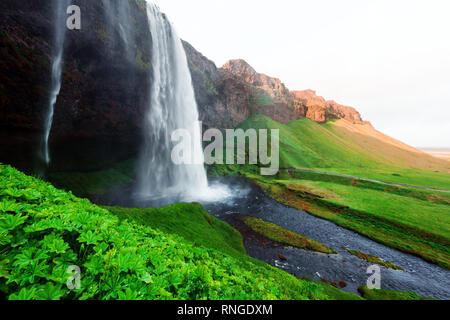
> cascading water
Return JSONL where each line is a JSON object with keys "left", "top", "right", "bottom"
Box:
{"left": 136, "top": 2, "right": 211, "bottom": 201}
{"left": 42, "top": 0, "right": 70, "bottom": 165}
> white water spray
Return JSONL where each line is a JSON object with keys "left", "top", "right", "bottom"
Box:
{"left": 136, "top": 3, "right": 230, "bottom": 202}
{"left": 42, "top": 0, "right": 70, "bottom": 165}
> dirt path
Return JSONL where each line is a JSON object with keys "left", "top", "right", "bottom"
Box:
{"left": 283, "top": 168, "right": 450, "bottom": 193}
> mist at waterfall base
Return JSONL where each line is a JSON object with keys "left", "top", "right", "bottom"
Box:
{"left": 35, "top": 1, "right": 238, "bottom": 206}
{"left": 129, "top": 178, "right": 249, "bottom": 209}
{"left": 132, "top": 2, "right": 236, "bottom": 206}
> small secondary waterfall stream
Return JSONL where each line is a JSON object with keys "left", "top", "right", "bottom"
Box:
{"left": 102, "top": 0, "right": 135, "bottom": 62}
{"left": 42, "top": 0, "right": 70, "bottom": 165}
{"left": 136, "top": 3, "right": 209, "bottom": 201}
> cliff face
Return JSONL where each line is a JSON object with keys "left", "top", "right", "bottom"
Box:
{"left": 220, "top": 59, "right": 306, "bottom": 124}
{"left": 185, "top": 54, "right": 363, "bottom": 129}
{"left": 0, "top": 0, "right": 151, "bottom": 171}
{"left": 292, "top": 90, "right": 363, "bottom": 124}
{"left": 221, "top": 59, "right": 291, "bottom": 97}
{"left": 183, "top": 41, "right": 250, "bottom": 129}
{"left": 219, "top": 59, "right": 363, "bottom": 125}
{"left": 0, "top": 1, "right": 364, "bottom": 173}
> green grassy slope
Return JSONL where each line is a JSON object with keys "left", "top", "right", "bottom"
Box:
{"left": 228, "top": 170, "right": 450, "bottom": 269}
{"left": 241, "top": 216, "right": 337, "bottom": 254}
{"left": 281, "top": 177, "right": 450, "bottom": 240}
{"left": 212, "top": 115, "right": 450, "bottom": 268}
{"left": 358, "top": 286, "right": 434, "bottom": 300}
{"left": 237, "top": 115, "right": 450, "bottom": 190}
{"left": 0, "top": 164, "right": 360, "bottom": 300}
{"left": 105, "top": 204, "right": 246, "bottom": 260}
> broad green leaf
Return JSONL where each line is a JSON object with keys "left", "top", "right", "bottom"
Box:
{"left": 78, "top": 230, "right": 101, "bottom": 245}
{"left": 8, "top": 287, "right": 37, "bottom": 300}
{"left": 0, "top": 259, "right": 10, "bottom": 279}
{"left": 0, "top": 213, "right": 28, "bottom": 231}
{"left": 35, "top": 283, "right": 65, "bottom": 300}
{"left": 42, "top": 234, "right": 70, "bottom": 254}
{"left": 118, "top": 288, "right": 139, "bottom": 300}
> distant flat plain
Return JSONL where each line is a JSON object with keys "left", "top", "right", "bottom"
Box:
{"left": 420, "top": 149, "right": 450, "bottom": 160}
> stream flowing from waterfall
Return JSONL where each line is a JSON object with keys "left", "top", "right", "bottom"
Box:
{"left": 42, "top": 0, "right": 70, "bottom": 165}
{"left": 202, "top": 178, "right": 450, "bottom": 300}
{"left": 135, "top": 3, "right": 230, "bottom": 202}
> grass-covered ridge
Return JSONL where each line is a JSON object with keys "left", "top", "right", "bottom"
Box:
{"left": 0, "top": 164, "right": 361, "bottom": 300}
{"left": 241, "top": 216, "right": 336, "bottom": 254}
{"left": 237, "top": 115, "right": 450, "bottom": 190}
{"left": 105, "top": 204, "right": 247, "bottom": 260}
{"left": 343, "top": 248, "right": 403, "bottom": 271}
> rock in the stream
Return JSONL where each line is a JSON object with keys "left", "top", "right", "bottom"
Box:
{"left": 277, "top": 253, "right": 287, "bottom": 261}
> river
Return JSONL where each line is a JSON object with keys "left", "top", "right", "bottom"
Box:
{"left": 202, "top": 178, "right": 450, "bottom": 300}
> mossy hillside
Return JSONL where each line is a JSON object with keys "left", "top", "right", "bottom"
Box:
{"left": 0, "top": 164, "right": 361, "bottom": 300}
{"left": 287, "top": 170, "right": 450, "bottom": 206}
{"left": 105, "top": 204, "right": 246, "bottom": 260}
{"left": 301, "top": 278, "right": 361, "bottom": 301}
{"left": 236, "top": 115, "right": 450, "bottom": 190}
{"left": 209, "top": 115, "right": 450, "bottom": 269}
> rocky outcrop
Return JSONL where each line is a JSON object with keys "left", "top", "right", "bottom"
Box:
{"left": 220, "top": 59, "right": 306, "bottom": 124}
{"left": 186, "top": 54, "right": 363, "bottom": 128}
{"left": 219, "top": 59, "right": 363, "bottom": 125}
{"left": 221, "top": 59, "right": 290, "bottom": 98}
{"left": 184, "top": 53, "right": 306, "bottom": 128}
{"left": 292, "top": 90, "right": 363, "bottom": 124}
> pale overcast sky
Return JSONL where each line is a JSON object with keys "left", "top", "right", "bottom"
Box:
{"left": 153, "top": 0, "right": 450, "bottom": 148}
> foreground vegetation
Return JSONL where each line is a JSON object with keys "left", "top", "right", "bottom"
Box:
{"left": 0, "top": 164, "right": 362, "bottom": 300}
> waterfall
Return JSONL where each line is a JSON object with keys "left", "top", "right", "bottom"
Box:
{"left": 135, "top": 2, "right": 209, "bottom": 200}
{"left": 42, "top": 0, "right": 70, "bottom": 165}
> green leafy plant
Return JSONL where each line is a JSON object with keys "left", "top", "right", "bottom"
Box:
{"left": 0, "top": 163, "right": 359, "bottom": 301}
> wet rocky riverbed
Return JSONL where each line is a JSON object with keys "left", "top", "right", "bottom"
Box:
{"left": 202, "top": 178, "right": 450, "bottom": 300}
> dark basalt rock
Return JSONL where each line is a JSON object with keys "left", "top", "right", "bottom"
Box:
{"left": 0, "top": 0, "right": 150, "bottom": 172}
{"left": 0, "top": 0, "right": 365, "bottom": 175}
